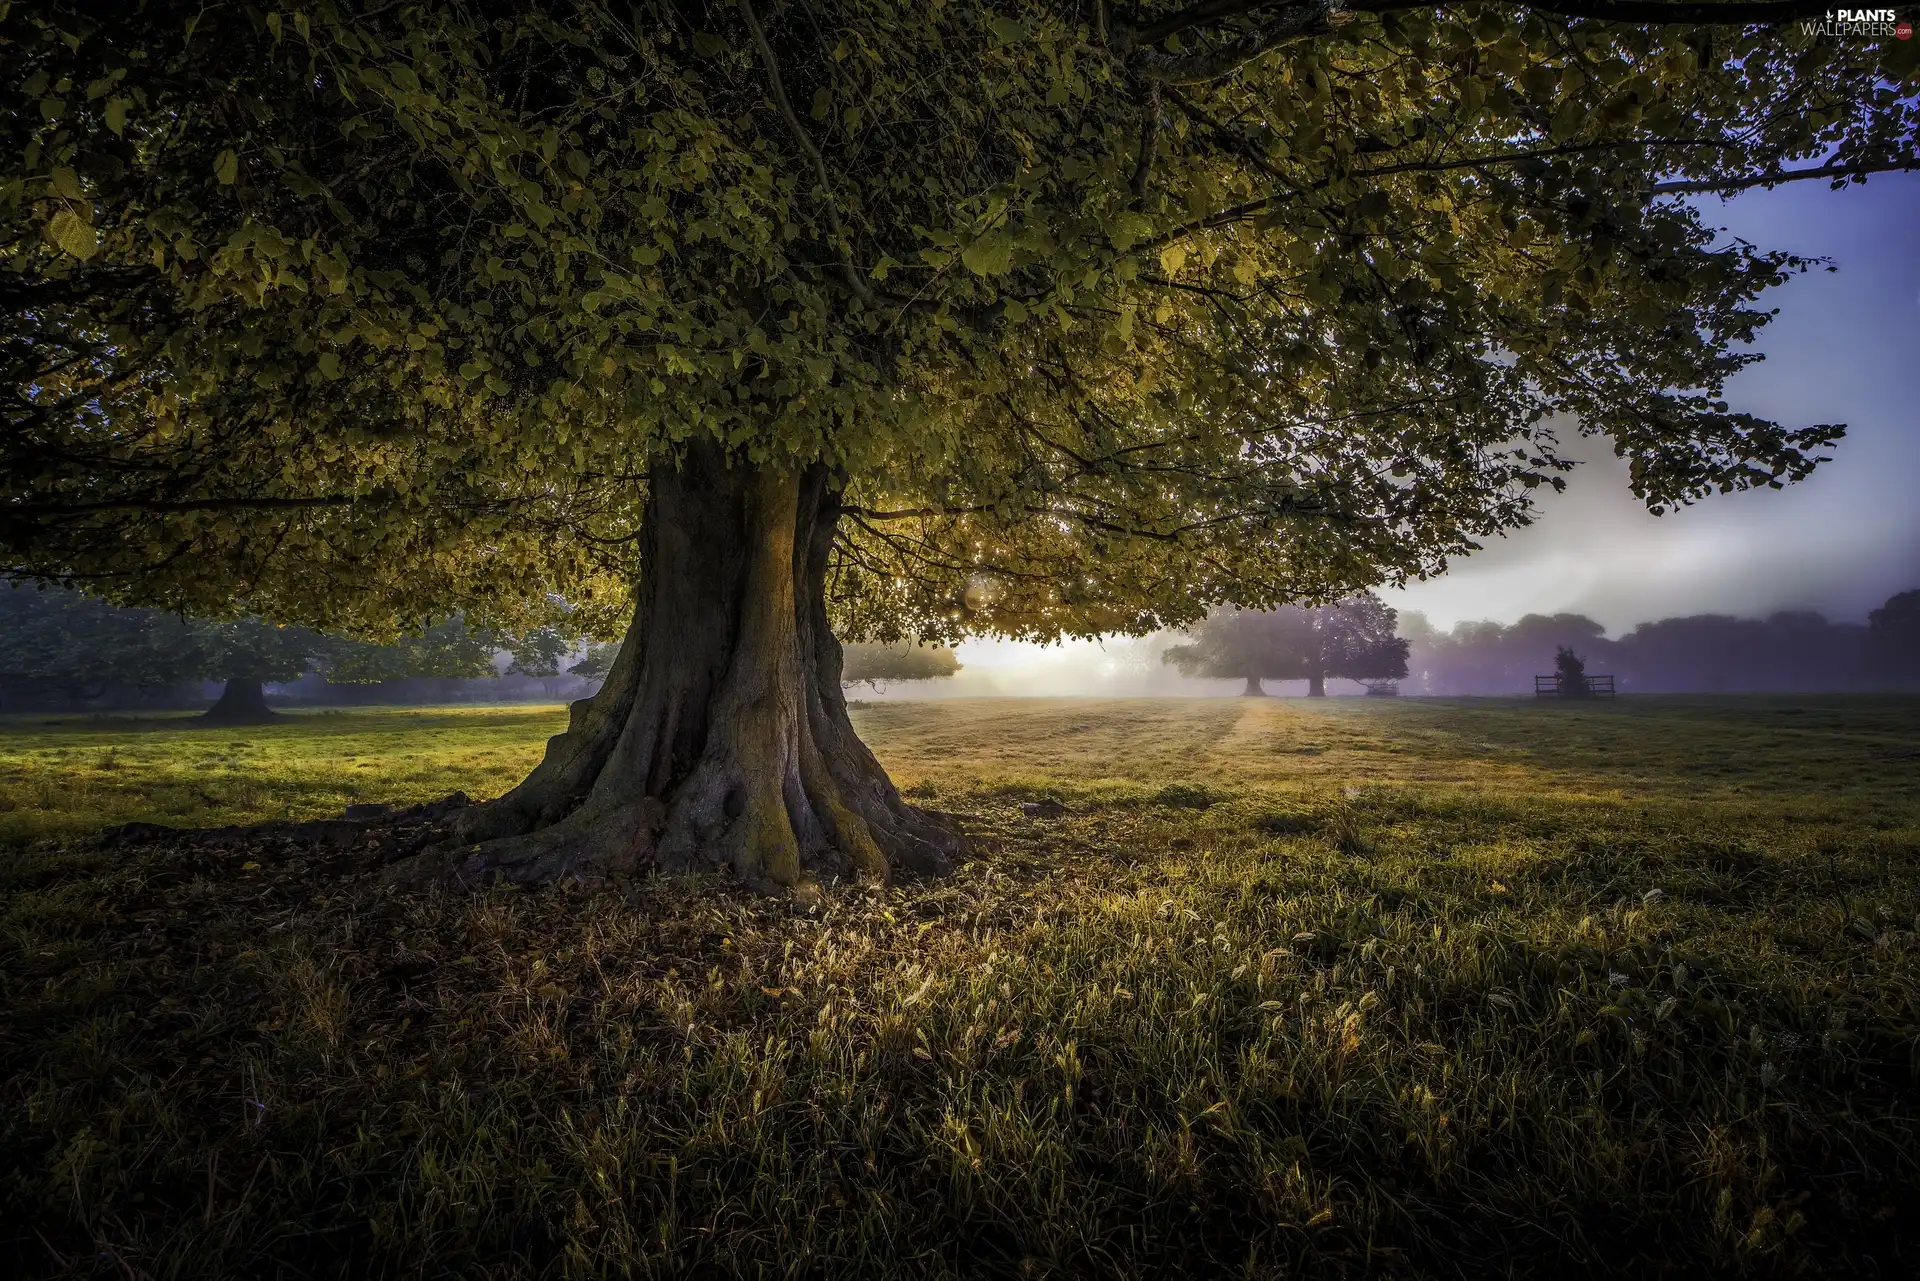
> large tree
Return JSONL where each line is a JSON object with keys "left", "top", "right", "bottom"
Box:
{"left": 1163, "top": 592, "right": 1409, "bottom": 694}
{"left": 4, "top": 2, "right": 1910, "bottom": 889}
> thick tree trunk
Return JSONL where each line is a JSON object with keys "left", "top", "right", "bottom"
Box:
{"left": 199, "top": 677, "right": 278, "bottom": 725}
{"left": 1306, "top": 673, "right": 1327, "bottom": 697}
{"left": 395, "top": 441, "right": 965, "bottom": 893}
{"left": 1241, "top": 675, "right": 1266, "bottom": 696}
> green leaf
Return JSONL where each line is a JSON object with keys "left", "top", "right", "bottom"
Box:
{"left": 316, "top": 352, "right": 342, "bottom": 379}
{"left": 104, "top": 96, "right": 130, "bottom": 135}
{"left": 1549, "top": 99, "right": 1585, "bottom": 142}
{"left": 1159, "top": 243, "right": 1188, "bottom": 275}
{"left": 1108, "top": 212, "right": 1153, "bottom": 252}
{"left": 46, "top": 209, "right": 97, "bottom": 260}
{"left": 215, "top": 150, "right": 239, "bottom": 185}
{"left": 50, "top": 167, "right": 85, "bottom": 201}
{"left": 960, "top": 235, "right": 1014, "bottom": 277}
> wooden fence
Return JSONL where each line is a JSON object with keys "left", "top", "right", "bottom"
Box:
{"left": 1534, "top": 674, "right": 1617, "bottom": 698}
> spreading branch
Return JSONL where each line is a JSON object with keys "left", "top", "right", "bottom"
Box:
{"left": 1650, "top": 157, "right": 1919, "bottom": 195}
{"left": 736, "top": 0, "right": 874, "bottom": 304}
{"left": 1113, "top": 0, "right": 1277, "bottom": 52}
{"left": 1130, "top": 81, "right": 1163, "bottom": 208}
{"left": 1112, "top": 0, "right": 1834, "bottom": 81}
{"left": 1134, "top": 4, "right": 1351, "bottom": 85}
{"left": 7, "top": 494, "right": 375, "bottom": 519}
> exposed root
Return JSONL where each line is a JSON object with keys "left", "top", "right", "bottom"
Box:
{"left": 394, "top": 798, "right": 666, "bottom": 890}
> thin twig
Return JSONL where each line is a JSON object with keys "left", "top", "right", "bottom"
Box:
{"left": 1130, "top": 82, "right": 1162, "bottom": 209}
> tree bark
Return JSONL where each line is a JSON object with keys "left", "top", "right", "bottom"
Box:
{"left": 1241, "top": 675, "right": 1266, "bottom": 696}
{"left": 1306, "top": 673, "right": 1327, "bottom": 697}
{"left": 199, "top": 677, "right": 279, "bottom": 725}
{"left": 394, "top": 441, "right": 965, "bottom": 893}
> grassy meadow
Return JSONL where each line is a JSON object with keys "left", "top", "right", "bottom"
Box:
{"left": 2, "top": 695, "right": 1918, "bottom": 1277}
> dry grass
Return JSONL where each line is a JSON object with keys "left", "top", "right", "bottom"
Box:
{"left": 2, "top": 696, "right": 1918, "bottom": 1278}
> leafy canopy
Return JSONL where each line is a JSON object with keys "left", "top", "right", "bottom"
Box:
{"left": 1553, "top": 643, "right": 1589, "bottom": 682}
{"left": 5, "top": 1, "right": 1912, "bottom": 641}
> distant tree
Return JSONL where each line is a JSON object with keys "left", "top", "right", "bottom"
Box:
{"left": 0, "top": 584, "right": 321, "bottom": 721}
{"left": 1403, "top": 607, "right": 1889, "bottom": 696}
{"left": 0, "top": 587, "right": 552, "bottom": 719}
{"left": 0, "top": 582, "right": 201, "bottom": 703}
{"left": 497, "top": 626, "right": 563, "bottom": 698}
{"left": 1865, "top": 590, "right": 1920, "bottom": 685}
{"left": 1311, "top": 595, "right": 1413, "bottom": 698}
{"left": 501, "top": 626, "right": 574, "bottom": 682}
{"left": 1553, "top": 646, "right": 1591, "bottom": 698}
{"left": 1163, "top": 609, "right": 1304, "bottom": 697}
{"left": 1611, "top": 611, "right": 1864, "bottom": 693}
{"left": 1400, "top": 612, "right": 1613, "bottom": 695}
{"left": 1164, "top": 593, "right": 1409, "bottom": 697}
{"left": 568, "top": 642, "right": 622, "bottom": 683}
{"left": 192, "top": 618, "right": 326, "bottom": 723}
{"left": 840, "top": 642, "right": 962, "bottom": 689}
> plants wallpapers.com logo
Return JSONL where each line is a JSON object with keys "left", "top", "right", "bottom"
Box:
{"left": 1802, "top": 8, "right": 1914, "bottom": 37}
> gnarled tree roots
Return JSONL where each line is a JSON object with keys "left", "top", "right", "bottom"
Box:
{"left": 389, "top": 443, "right": 964, "bottom": 895}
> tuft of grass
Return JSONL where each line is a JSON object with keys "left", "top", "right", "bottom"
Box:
{"left": 1, "top": 696, "right": 1918, "bottom": 1277}
{"left": 1150, "top": 782, "right": 1222, "bottom": 810}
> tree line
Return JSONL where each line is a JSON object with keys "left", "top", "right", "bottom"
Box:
{"left": 0, "top": 584, "right": 960, "bottom": 718}
{"left": 1400, "top": 589, "right": 1920, "bottom": 695}
{"left": 1157, "top": 588, "right": 1920, "bottom": 697}
{"left": 0, "top": 584, "right": 599, "bottom": 721}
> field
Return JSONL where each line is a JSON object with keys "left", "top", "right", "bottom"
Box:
{"left": 2, "top": 696, "right": 1918, "bottom": 1278}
